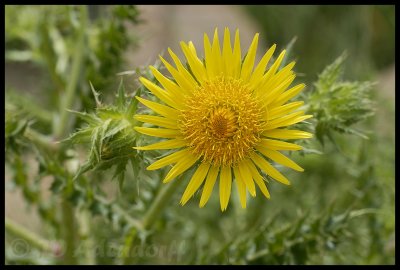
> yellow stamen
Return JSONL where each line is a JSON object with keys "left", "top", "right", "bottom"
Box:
{"left": 179, "top": 76, "right": 265, "bottom": 167}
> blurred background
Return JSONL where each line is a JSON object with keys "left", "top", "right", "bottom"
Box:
{"left": 5, "top": 5, "right": 394, "bottom": 264}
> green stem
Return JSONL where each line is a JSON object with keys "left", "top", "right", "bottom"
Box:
{"left": 121, "top": 177, "right": 182, "bottom": 264}
{"left": 25, "top": 128, "right": 58, "bottom": 152}
{"left": 112, "top": 204, "right": 143, "bottom": 231}
{"left": 52, "top": 6, "right": 87, "bottom": 265}
{"left": 6, "top": 91, "right": 53, "bottom": 124}
{"left": 78, "top": 210, "right": 96, "bottom": 265}
{"left": 61, "top": 198, "right": 76, "bottom": 264}
{"left": 141, "top": 177, "right": 182, "bottom": 229}
{"left": 5, "top": 217, "right": 59, "bottom": 255}
{"left": 54, "top": 5, "right": 88, "bottom": 139}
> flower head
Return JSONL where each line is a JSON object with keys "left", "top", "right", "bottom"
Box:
{"left": 135, "top": 28, "right": 312, "bottom": 211}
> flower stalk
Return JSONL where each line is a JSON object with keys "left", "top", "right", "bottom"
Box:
{"left": 121, "top": 176, "right": 182, "bottom": 264}
{"left": 141, "top": 177, "right": 182, "bottom": 229}
{"left": 54, "top": 5, "right": 88, "bottom": 140}
{"left": 51, "top": 5, "right": 88, "bottom": 265}
{"left": 5, "top": 217, "right": 60, "bottom": 256}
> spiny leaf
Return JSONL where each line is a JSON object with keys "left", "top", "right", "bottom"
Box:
{"left": 89, "top": 81, "right": 102, "bottom": 107}
{"left": 113, "top": 159, "right": 129, "bottom": 191}
{"left": 103, "top": 119, "right": 130, "bottom": 139}
{"left": 68, "top": 79, "right": 140, "bottom": 183}
{"left": 73, "top": 161, "right": 93, "bottom": 181}
{"left": 117, "top": 78, "right": 126, "bottom": 110}
{"left": 308, "top": 52, "right": 375, "bottom": 146}
{"left": 67, "top": 110, "right": 101, "bottom": 125}
{"left": 315, "top": 51, "right": 347, "bottom": 92}
{"left": 63, "top": 128, "right": 92, "bottom": 144}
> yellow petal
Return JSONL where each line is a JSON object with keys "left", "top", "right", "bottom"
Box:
{"left": 258, "top": 60, "right": 294, "bottom": 96}
{"left": 139, "top": 77, "right": 183, "bottom": 110}
{"left": 263, "top": 129, "right": 313, "bottom": 140}
{"left": 250, "top": 153, "right": 290, "bottom": 185}
{"left": 240, "top": 33, "right": 259, "bottom": 82}
{"left": 211, "top": 28, "right": 222, "bottom": 76}
{"left": 232, "top": 29, "right": 241, "bottom": 78}
{"left": 259, "top": 139, "right": 303, "bottom": 151}
{"left": 163, "top": 154, "right": 199, "bottom": 183}
{"left": 271, "top": 83, "right": 306, "bottom": 107}
{"left": 222, "top": 27, "right": 233, "bottom": 76}
{"left": 167, "top": 48, "right": 198, "bottom": 89}
{"left": 147, "top": 149, "right": 192, "bottom": 170}
{"left": 257, "top": 50, "right": 286, "bottom": 89}
{"left": 219, "top": 166, "right": 232, "bottom": 211}
{"left": 180, "top": 163, "right": 210, "bottom": 205}
{"left": 134, "top": 139, "right": 186, "bottom": 150}
{"left": 134, "top": 127, "right": 181, "bottom": 139}
{"left": 149, "top": 66, "right": 186, "bottom": 100}
{"left": 257, "top": 147, "right": 304, "bottom": 172}
{"left": 136, "top": 96, "right": 179, "bottom": 120}
{"left": 266, "top": 61, "right": 296, "bottom": 90}
{"left": 180, "top": 41, "right": 207, "bottom": 83}
{"left": 203, "top": 32, "right": 214, "bottom": 78}
{"left": 134, "top": 115, "right": 177, "bottom": 129}
{"left": 238, "top": 161, "right": 256, "bottom": 197}
{"left": 265, "top": 111, "right": 303, "bottom": 129}
{"left": 264, "top": 111, "right": 312, "bottom": 130}
{"left": 268, "top": 101, "right": 304, "bottom": 120}
{"left": 234, "top": 167, "right": 247, "bottom": 209}
{"left": 249, "top": 44, "right": 276, "bottom": 89}
{"left": 267, "top": 49, "right": 286, "bottom": 76}
{"left": 244, "top": 159, "right": 270, "bottom": 199}
{"left": 188, "top": 41, "right": 197, "bottom": 55}
{"left": 272, "top": 115, "right": 313, "bottom": 130}
{"left": 199, "top": 165, "right": 219, "bottom": 208}
{"left": 158, "top": 55, "right": 191, "bottom": 95}
{"left": 262, "top": 74, "right": 296, "bottom": 104}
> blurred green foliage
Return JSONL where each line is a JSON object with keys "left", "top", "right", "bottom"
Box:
{"left": 244, "top": 5, "right": 395, "bottom": 80}
{"left": 5, "top": 5, "right": 140, "bottom": 116}
{"left": 5, "top": 5, "right": 394, "bottom": 265}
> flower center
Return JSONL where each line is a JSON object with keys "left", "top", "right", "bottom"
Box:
{"left": 179, "top": 77, "right": 264, "bottom": 166}
{"left": 208, "top": 107, "right": 237, "bottom": 140}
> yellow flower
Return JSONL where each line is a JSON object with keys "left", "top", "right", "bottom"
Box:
{"left": 134, "top": 28, "right": 312, "bottom": 211}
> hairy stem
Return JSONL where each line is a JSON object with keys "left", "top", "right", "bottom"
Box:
{"left": 52, "top": 5, "right": 88, "bottom": 265}
{"left": 78, "top": 210, "right": 96, "bottom": 265}
{"left": 141, "top": 178, "right": 182, "bottom": 229}
{"left": 25, "top": 128, "right": 58, "bottom": 152}
{"left": 61, "top": 198, "right": 76, "bottom": 264}
{"left": 6, "top": 91, "right": 53, "bottom": 124}
{"left": 54, "top": 5, "right": 87, "bottom": 139}
{"left": 121, "top": 177, "right": 182, "bottom": 264}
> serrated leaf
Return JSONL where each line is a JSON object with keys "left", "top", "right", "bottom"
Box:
{"left": 315, "top": 52, "right": 347, "bottom": 92}
{"left": 112, "top": 159, "right": 128, "bottom": 190}
{"left": 73, "top": 161, "right": 93, "bottom": 181}
{"left": 97, "top": 107, "right": 124, "bottom": 120}
{"left": 104, "top": 119, "right": 130, "bottom": 139}
{"left": 309, "top": 52, "right": 375, "bottom": 146}
{"left": 63, "top": 128, "right": 92, "bottom": 144}
{"left": 68, "top": 110, "right": 101, "bottom": 125}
